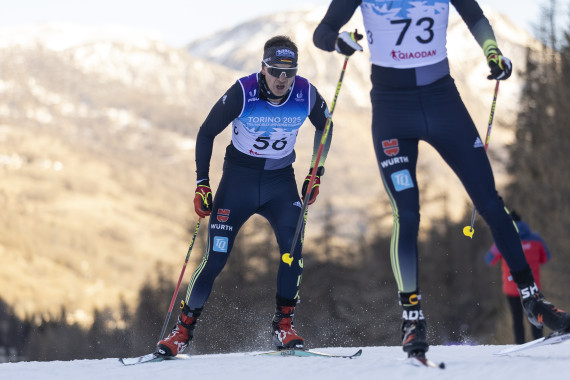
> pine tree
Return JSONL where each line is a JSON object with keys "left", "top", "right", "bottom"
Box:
{"left": 506, "top": 0, "right": 570, "bottom": 305}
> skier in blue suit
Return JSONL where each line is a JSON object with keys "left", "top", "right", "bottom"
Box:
{"left": 157, "top": 35, "right": 332, "bottom": 356}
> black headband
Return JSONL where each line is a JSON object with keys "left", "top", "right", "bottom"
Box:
{"left": 263, "top": 46, "right": 298, "bottom": 66}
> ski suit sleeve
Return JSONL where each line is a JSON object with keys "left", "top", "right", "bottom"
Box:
{"left": 451, "top": 0, "right": 501, "bottom": 58}
{"left": 195, "top": 82, "right": 243, "bottom": 183}
{"left": 485, "top": 244, "right": 502, "bottom": 266}
{"left": 308, "top": 84, "right": 333, "bottom": 168}
{"left": 313, "top": 0, "right": 362, "bottom": 52}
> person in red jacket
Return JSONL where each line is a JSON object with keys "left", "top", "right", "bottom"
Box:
{"left": 486, "top": 211, "right": 551, "bottom": 344}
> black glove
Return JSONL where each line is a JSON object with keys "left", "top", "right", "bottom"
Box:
{"left": 335, "top": 29, "right": 363, "bottom": 56}
{"left": 487, "top": 48, "right": 512, "bottom": 80}
{"left": 301, "top": 167, "right": 324, "bottom": 205}
{"left": 194, "top": 180, "right": 213, "bottom": 218}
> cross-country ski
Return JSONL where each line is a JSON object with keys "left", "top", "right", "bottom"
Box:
{"left": 120, "top": 348, "right": 362, "bottom": 365}
{"left": 255, "top": 348, "right": 362, "bottom": 359}
{"left": 495, "top": 331, "right": 570, "bottom": 356}
{"left": 119, "top": 353, "right": 189, "bottom": 366}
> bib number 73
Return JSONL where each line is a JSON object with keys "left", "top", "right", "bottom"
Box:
{"left": 390, "top": 17, "right": 435, "bottom": 45}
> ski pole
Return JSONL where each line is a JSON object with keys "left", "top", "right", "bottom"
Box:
{"left": 158, "top": 217, "right": 202, "bottom": 341}
{"left": 463, "top": 80, "right": 500, "bottom": 238}
{"left": 288, "top": 52, "right": 352, "bottom": 258}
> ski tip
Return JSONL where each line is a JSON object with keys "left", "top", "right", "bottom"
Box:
{"left": 426, "top": 359, "right": 445, "bottom": 369}
{"left": 119, "top": 352, "right": 164, "bottom": 365}
{"left": 408, "top": 353, "right": 445, "bottom": 369}
{"left": 425, "top": 359, "right": 445, "bottom": 369}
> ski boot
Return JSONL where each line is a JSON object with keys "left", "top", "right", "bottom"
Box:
{"left": 272, "top": 297, "right": 304, "bottom": 349}
{"left": 513, "top": 268, "right": 570, "bottom": 333}
{"left": 399, "top": 291, "right": 429, "bottom": 356}
{"left": 156, "top": 302, "right": 201, "bottom": 357}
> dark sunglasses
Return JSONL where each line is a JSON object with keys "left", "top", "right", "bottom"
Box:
{"left": 262, "top": 62, "right": 298, "bottom": 78}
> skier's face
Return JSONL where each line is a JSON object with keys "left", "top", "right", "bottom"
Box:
{"left": 262, "top": 63, "right": 295, "bottom": 98}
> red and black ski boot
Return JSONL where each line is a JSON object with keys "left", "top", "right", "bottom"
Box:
{"left": 272, "top": 299, "right": 304, "bottom": 349}
{"left": 156, "top": 302, "right": 201, "bottom": 357}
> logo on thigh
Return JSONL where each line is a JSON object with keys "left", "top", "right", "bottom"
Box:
{"left": 391, "top": 169, "right": 414, "bottom": 192}
{"left": 213, "top": 236, "right": 229, "bottom": 253}
{"left": 382, "top": 139, "right": 400, "bottom": 156}
{"left": 217, "top": 209, "right": 230, "bottom": 222}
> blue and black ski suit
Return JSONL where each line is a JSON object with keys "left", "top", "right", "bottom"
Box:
{"left": 184, "top": 73, "right": 332, "bottom": 309}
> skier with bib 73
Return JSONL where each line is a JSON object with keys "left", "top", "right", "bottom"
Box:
{"left": 313, "top": 0, "right": 570, "bottom": 358}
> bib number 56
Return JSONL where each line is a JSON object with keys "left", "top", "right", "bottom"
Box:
{"left": 253, "top": 136, "right": 287, "bottom": 151}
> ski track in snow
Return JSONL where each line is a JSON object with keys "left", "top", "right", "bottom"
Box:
{"left": 1, "top": 343, "right": 570, "bottom": 380}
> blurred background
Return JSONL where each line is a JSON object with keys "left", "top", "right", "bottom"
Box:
{"left": 1, "top": 0, "right": 569, "bottom": 362}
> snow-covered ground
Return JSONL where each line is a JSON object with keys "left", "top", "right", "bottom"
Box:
{"left": 1, "top": 343, "right": 569, "bottom": 380}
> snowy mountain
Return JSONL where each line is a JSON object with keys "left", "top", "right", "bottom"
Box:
{"left": 0, "top": 23, "right": 239, "bottom": 126}
{"left": 1, "top": 344, "right": 569, "bottom": 380}
{"left": 0, "top": 23, "right": 240, "bottom": 322}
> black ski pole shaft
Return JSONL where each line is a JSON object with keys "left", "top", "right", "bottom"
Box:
{"left": 289, "top": 54, "right": 351, "bottom": 255}
{"left": 463, "top": 80, "right": 500, "bottom": 238}
{"left": 158, "top": 217, "right": 202, "bottom": 341}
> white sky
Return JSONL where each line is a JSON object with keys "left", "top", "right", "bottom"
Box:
{"left": 0, "top": 0, "right": 568, "bottom": 47}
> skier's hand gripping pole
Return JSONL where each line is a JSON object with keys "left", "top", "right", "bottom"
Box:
{"left": 288, "top": 33, "right": 359, "bottom": 257}
{"left": 463, "top": 80, "right": 500, "bottom": 238}
{"left": 158, "top": 218, "right": 202, "bottom": 341}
